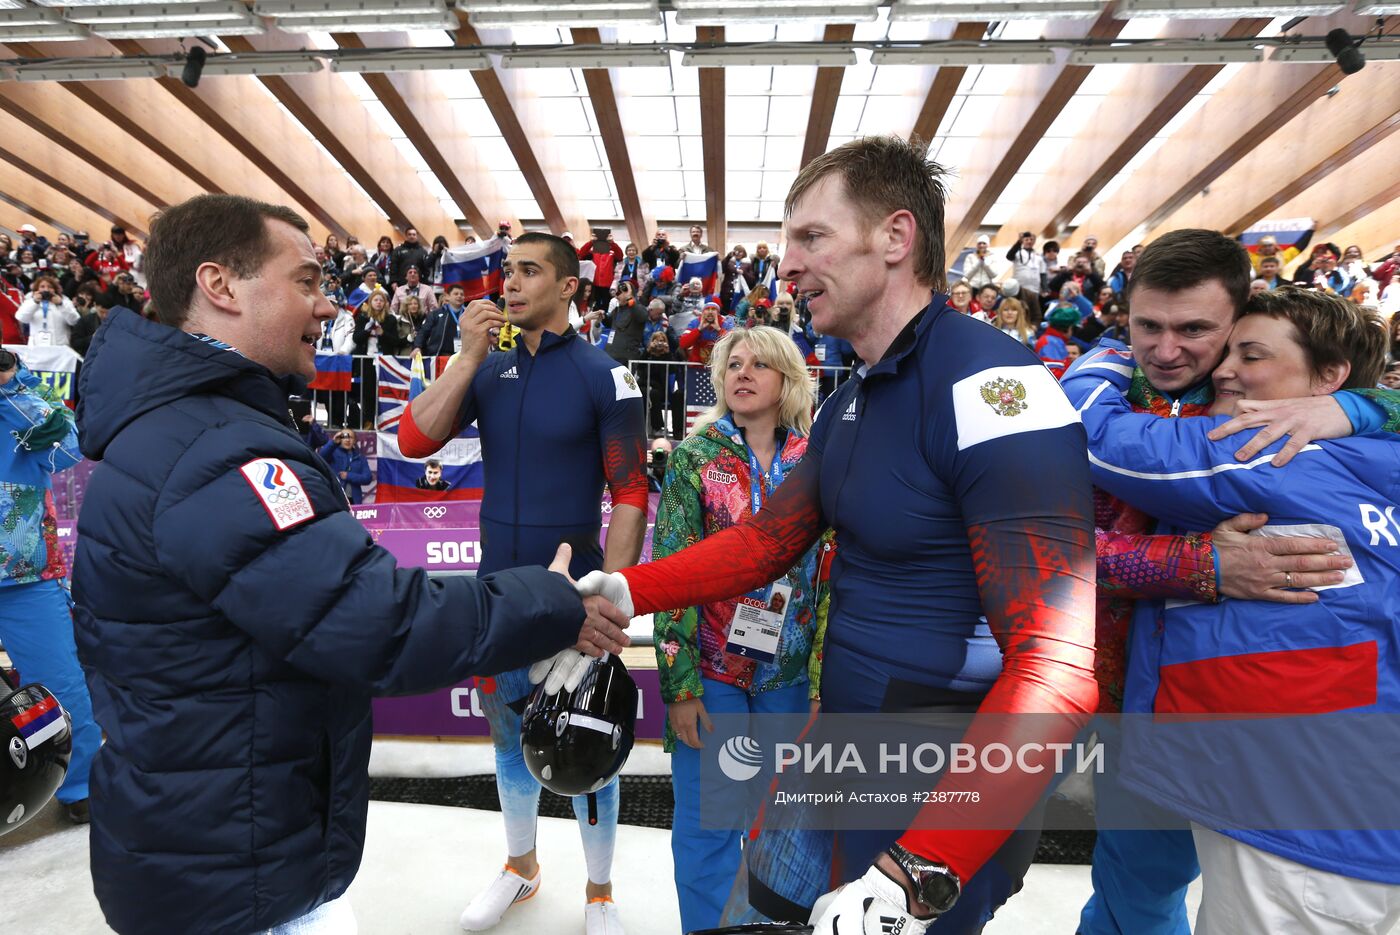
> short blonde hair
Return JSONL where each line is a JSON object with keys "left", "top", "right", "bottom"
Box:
{"left": 690, "top": 326, "right": 815, "bottom": 438}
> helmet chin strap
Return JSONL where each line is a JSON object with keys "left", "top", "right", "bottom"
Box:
{"left": 586, "top": 791, "right": 598, "bottom": 826}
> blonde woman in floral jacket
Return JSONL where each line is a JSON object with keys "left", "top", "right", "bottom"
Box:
{"left": 652, "top": 325, "right": 833, "bottom": 933}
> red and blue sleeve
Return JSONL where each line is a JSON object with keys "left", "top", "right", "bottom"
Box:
{"left": 895, "top": 415, "right": 1098, "bottom": 884}
{"left": 601, "top": 388, "right": 648, "bottom": 514}
{"left": 621, "top": 454, "right": 826, "bottom": 613}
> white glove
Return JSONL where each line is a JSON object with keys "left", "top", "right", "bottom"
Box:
{"left": 810, "top": 865, "right": 931, "bottom": 935}
{"left": 575, "top": 570, "right": 634, "bottom": 619}
{"left": 528, "top": 650, "right": 596, "bottom": 695}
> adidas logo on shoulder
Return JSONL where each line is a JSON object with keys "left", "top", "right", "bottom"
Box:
{"left": 499, "top": 365, "right": 519, "bottom": 380}
{"left": 842, "top": 398, "right": 857, "bottom": 421}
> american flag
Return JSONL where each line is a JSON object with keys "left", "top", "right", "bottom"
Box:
{"left": 684, "top": 365, "right": 716, "bottom": 434}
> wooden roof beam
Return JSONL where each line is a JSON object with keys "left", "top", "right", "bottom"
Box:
{"left": 100, "top": 39, "right": 380, "bottom": 240}
{"left": 909, "top": 22, "right": 988, "bottom": 146}
{"left": 992, "top": 17, "right": 1270, "bottom": 243}
{"left": 945, "top": 6, "right": 1126, "bottom": 252}
{"left": 0, "top": 158, "right": 118, "bottom": 240}
{"left": 571, "top": 27, "right": 653, "bottom": 247}
{"left": 456, "top": 16, "right": 581, "bottom": 235}
{"left": 330, "top": 31, "right": 504, "bottom": 238}
{"left": 1, "top": 40, "right": 224, "bottom": 197}
{"left": 0, "top": 119, "right": 161, "bottom": 238}
{"left": 1317, "top": 184, "right": 1400, "bottom": 262}
{"left": 1259, "top": 131, "right": 1400, "bottom": 254}
{"left": 696, "top": 26, "right": 726, "bottom": 250}
{"left": 800, "top": 23, "right": 857, "bottom": 168}
{"left": 229, "top": 33, "right": 459, "bottom": 238}
{"left": 0, "top": 82, "right": 188, "bottom": 212}
{"left": 1141, "top": 60, "right": 1400, "bottom": 238}
{"left": 1072, "top": 10, "right": 1381, "bottom": 250}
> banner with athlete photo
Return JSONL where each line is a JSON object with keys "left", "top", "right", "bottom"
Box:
{"left": 375, "top": 354, "right": 483, "bottom": 501}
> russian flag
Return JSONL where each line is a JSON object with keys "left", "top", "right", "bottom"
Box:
{"left": 442, "top": 236, "right": 507, "bottom": 300}
{"left": 309, "top": 353, "right": 352, "bottom": 392}
{"left": 11, "top": 693, "right": 65, "bottom": 749}
{"left": 1241, "top": 217, "right": 1314, "bottom": 267}
{"left": 345, "top": 283, "right": 371, "bottom": 309}
{"left": 679, "top": 251, "right": 720, "bottom": 295}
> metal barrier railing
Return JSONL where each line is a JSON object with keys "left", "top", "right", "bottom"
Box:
{"left": 299, "top": 354, "right": 855, "bottom": 437}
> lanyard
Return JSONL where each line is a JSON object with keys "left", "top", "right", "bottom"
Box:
{"left": 747, "top": 437, "right": 784, "bottom": 516}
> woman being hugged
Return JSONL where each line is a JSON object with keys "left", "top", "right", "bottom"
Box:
{"left": 652, "top": 325, "right": 833, "bottom": 934}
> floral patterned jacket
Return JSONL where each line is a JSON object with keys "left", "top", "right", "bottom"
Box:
{"left": 1, "top": 364, "right": 80, "bottom": 587}
{"left": 651, "top": 415, "right": 833, "bottom": 750}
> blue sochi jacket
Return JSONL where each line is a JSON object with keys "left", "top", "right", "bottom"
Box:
{"left": 1077, "top": 364, "right": 1400, "bottom": 883}
{"left": 72, "top": 309, "right": 586, "bottom": 934}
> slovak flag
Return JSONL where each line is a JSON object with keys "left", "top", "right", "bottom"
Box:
{"left": 679, "top": 251, "right": 720, "bottom": 295}
{"left": 441, "top": 236, "right": 507, "bottom": 300}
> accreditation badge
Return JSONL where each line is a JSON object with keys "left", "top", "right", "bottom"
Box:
{"left": 723, "top": 581, "right": 792, "bottom": 665}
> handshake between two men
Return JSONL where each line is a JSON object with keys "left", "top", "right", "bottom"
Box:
{"left": 534, "top": 544, "right": 639, "bottom": 694}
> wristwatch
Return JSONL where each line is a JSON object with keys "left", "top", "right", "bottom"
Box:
{"left": 886, "top": 843, "right": 961, "bottom": 916}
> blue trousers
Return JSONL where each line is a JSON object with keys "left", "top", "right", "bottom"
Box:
{"left": 670, "top": 678, "right": 810, "bottom": 935}
{"left": 479, "top": 680, "right": 620, "bottom": 885}
{"left": 1077, "top": 729, "right": 1198, "bottom": 935}
{"left": 0, "top": 579, "right": 101, "bottom": 804}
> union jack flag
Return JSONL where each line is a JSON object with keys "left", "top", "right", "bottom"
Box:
{"left": 376, "top": 355, "right": 483, "bottom": 501}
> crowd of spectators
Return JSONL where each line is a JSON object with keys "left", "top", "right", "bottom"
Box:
{"left": 5, "top": 217, "right": 1398, "bottom": 431}
{"left": 958, "top": 231, "right": 1400, "bottom": 381}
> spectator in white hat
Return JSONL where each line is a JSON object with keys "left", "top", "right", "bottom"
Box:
{"left": 964, "top": 234, "right": 1002, "bottom": 290}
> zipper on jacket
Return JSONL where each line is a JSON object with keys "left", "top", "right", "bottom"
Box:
{"left": 512, "top": 350, "right": 532, "bottom": 566}
{"left": 828, "top": 387, "right": 866, "bottom": 529}
{"left": 1170, "top": 398, "right": 1182, "bottom": 418}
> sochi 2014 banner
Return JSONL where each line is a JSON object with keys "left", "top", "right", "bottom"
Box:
{"left": 678, "top": 250, "right": 720, "bottom": 295}
{"left": 441, "top": 236, "right": 506, "bottom": 300}
{"left": 375, "top": 354, "right": 483, "bottom": 502}
{"left": 3, "top": 343, "right": 81, "bottom": 407}
{"left": 1240, "top": 217, "right": 1314, "bottom": 267}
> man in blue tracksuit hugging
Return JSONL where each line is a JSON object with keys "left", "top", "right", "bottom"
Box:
{"left": 1073, "top": 285, "right": 1400, "bottom": 933}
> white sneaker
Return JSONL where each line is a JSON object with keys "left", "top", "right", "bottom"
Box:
{"left": 458, "top": 865, "right": 540, "bottom": 932}
{"left": 584, "top": 896, "right": 624, "bottom": 935}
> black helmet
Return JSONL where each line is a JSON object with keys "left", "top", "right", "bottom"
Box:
{"left": 520, "top": 653, "right": 638, "bottom": 798}
{"left": 0, "top": 683, "right": 72, "bottom": 835}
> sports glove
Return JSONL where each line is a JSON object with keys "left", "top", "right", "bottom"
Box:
{"left": 528, "top": 650, "right": 594, "bottom": 695}
{"left": 810, "top": 865, "right": 932, "bottom": 935}
{"left": 575, "top": 570, "right": 635, "bottom": 618}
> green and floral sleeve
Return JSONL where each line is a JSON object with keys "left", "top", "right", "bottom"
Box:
{"left": 1351, "top": 388, "right": 1400, "bottom": 435}
{"left": 651, "top": 442, "right": 707, "bottom": 707}
{"left": 807, "top": 531, "right": 835, "bottom": 702}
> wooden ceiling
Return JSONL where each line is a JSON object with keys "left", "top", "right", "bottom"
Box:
{"left": 2, "top": 6, "right": 1397, "bottom": 265}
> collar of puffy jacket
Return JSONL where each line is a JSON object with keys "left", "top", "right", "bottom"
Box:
{"left": 77, "top": 307, "right": 307, "bottom": 461}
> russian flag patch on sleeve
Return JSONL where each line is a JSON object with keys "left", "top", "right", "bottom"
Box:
{"left": 11, "top": 694, "right": 64, "bottom": 750}
{"left": 239, "top": 458, "right": 316, "bottom": 531}
{"left": 952, "top": 364, "right": 1079, "bottom": 450}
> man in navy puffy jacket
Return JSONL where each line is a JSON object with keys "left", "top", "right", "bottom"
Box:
{"left": 71, "top": 194, "right": 632, "bottom": 935}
